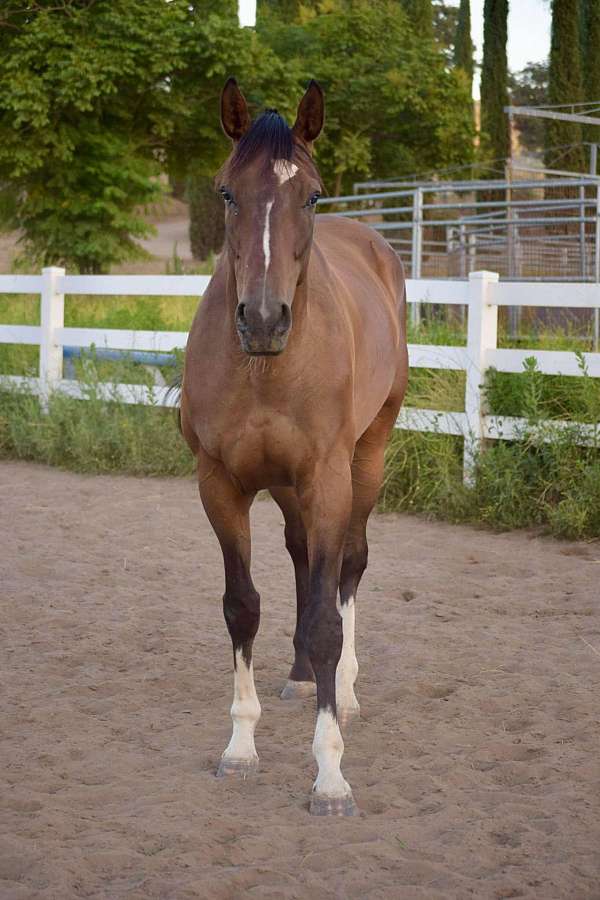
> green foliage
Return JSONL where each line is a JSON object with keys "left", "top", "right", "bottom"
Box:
{"left": 0, "top": 0, "right": 476, "bottom": 258}
{"left": 454, "top": 0, "right": 474, "bottom": 88}
{"left": 380, "top": 350, "right": 600, "bottom": 539}
{"left": 401, "top": 0, "right": 433, "bottom": 37}
{"left": 581, "top": 0, "right": 600, "bottom": 147}
{"left": 187, "top": 174, "right": 225, "bottom": 261}
{"left": 509, "top": 62, "right": 549, "bottom": 153}
{"left": 480, "top": 0, "right": 509, "bottom": 166}
{"left": 167, "top": 4, "right": 302, "bottom": 181}
{"left": 433, "top": 0, "right": 459, "bottom": 56}
{"left": 260, "top": 0, "right": 475, "bottom": 192}
{"left": 0, "top": 374, "right": 194, "bottom": 476}
{"left": 0, "top": 0, "right": 299, "bottom": 270}
{"left": 0, "top": 0, "right": 192, "bottom": 271}
{"left": 546, "top": 0, "right": 585, "bottom": 171}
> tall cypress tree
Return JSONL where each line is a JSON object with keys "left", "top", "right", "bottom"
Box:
{"left": 454, "top": 0, "right": 474, "bottom": 92}
{"left": 480, "top": 0, "right": 509, "bottom": 168}
{"left": 402, "top": 0, "right": 433, "bottom": 38}
{"left": 546, "top": 0, "right": 585, "bottom": 172}
{"left": 581, "top": 0, "right": 600, "bottom": 151}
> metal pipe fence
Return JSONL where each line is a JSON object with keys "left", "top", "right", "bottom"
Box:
{"left": 319, "top": 172, "right": 600, "bottom": 345}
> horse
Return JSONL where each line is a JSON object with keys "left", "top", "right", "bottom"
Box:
{"left": 181, "top": 78, "right": 408, "bottom": 816}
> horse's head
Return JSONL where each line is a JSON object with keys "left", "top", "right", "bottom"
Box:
{"left": 218, "top": 79, "right": 324, "bottom": 356}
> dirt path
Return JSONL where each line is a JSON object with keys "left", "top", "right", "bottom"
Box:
{"left": 1, "top": 461, "right": 598, "bottom": 899}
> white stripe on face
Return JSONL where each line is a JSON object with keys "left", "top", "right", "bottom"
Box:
{"left": 259, "top": 199, "right": 274, "bottom": 318}
{"left": 262, "top": 199, "right": 274, "bottom": 273}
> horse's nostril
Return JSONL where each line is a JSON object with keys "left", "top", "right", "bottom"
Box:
{"left": 236, "top": 303, "right": 247, "bottom": 327}
{"left": 280, "top": 304, "right": 291, "bottom": 328}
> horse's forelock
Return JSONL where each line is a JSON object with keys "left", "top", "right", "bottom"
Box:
{"left": 216, "top": 109, "right": 321, "bottom": 188}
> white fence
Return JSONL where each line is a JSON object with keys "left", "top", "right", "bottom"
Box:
{"left": 1, "top": 267, "right": 599, "bottom": 481}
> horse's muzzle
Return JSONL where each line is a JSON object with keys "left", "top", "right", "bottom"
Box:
{"left": 235, "top": 302, "right": 292, "bottom": 355}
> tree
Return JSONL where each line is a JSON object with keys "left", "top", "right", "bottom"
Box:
{"left": 187, "top": 174, "right": 225, "bottom": 261}
{"left": 260, "top": 1, "right": 475, "bottom": 192}
{"left": 546, "top": 0, "right": 585, "bottom": 172}
{"left": 0, "top": 0, "right": 476, "bottom": 267}
{"left": 508, "top": 62, "right": 549, "bottom": 153}
{"left": 480, "top": 0, "right": 509, "bottom": 168}
{"left": 454, "top": 0, "right": 474, "bottom": 91}
{"left": 401, "top": 0, "right": 433, "bottom": 37}
{"left": 433, "top": 0, "right": 459, "bottom": 55}
{"left": 581, "top": 0, "right": 600, "bottom": 149}
{"left": 0, "top": 0, "right": 190, "bottom": 272}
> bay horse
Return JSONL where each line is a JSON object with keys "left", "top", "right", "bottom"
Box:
{"left": 181, "top": 78, "right": 408, "bottom": 816}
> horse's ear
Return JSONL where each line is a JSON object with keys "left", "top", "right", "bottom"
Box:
{"left": 221, "top": 77, "right": 251, "bottom": 142}
{"left": 292, "top": 80, "right": 324, "bottom": 149}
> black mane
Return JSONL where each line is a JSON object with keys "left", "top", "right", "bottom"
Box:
{"left": 227, "top": 109, "right": 294, "bottom": 176}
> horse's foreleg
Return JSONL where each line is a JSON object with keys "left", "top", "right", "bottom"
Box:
{"left": 197, "top": 456, "right": 261, "bottom": 778}
{"left": 270, "top": 487, "right": 316, "bottom": 699}
{"left": 297, "top": 462, "right": 357, "bottom": 816}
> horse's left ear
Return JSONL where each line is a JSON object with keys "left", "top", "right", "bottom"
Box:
{"left": 292, "top": 80, "right": 324, "bottom": 149}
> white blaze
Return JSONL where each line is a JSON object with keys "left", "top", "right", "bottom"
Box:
{"left": 259, "top": 199, "right": 274, "bottom": 319}
{"left": 312, "top": 708, "right": 352, "bottom": 798}
{"left": 257, "top": 161, "right": 298, "bottom": 319}
{"left": 221, "top": 649, "right": 261, "bottom": 763}
{"left": 336, "top": 596, "right": 359, "bottom": 713}
{"left": 262, "top": 199, "right": 274, "bottom": 273}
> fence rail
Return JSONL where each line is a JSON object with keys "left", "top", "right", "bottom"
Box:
{"left": 1, "top": 268, "right": 599, "bottom": 482}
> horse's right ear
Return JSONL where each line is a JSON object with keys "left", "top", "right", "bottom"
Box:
{"left": 221, "top": 77, "right": 251, "bottom": 142}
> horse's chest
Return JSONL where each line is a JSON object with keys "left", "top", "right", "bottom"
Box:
{"left": 202, "top": 409, "right": 309, "bottom": 491}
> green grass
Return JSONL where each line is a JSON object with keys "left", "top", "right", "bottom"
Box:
{"left": 0, "top": 360, "right": 193, "bottom": 477}
{"left": 1, "top": 296, "right": 599, "bottom": 539}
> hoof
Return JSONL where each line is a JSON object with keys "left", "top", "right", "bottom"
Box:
{"left": 280, "top": 680, "right": 317, "bottom": 700}
{"left": 337, "top": 706, "right": 360, "bottom": 729}
{"left": 216, "top": 756, "right": 259, "bottom": 779}
{"left": 309, "top": 792, "right": 359, "bottom": 817}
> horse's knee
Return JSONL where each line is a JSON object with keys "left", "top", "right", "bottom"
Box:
{"left": 223, "top": 588, "right": 260, "bottom": 648}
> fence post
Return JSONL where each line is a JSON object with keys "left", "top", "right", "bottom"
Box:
{"left": 39, "top": 266, "right": 65, "bottom": 411}
{"left": 463, "top": 270, "right": 499, "bottom": 484}
{"left": 579, "top": 184, "right": 587, "bottom": 281}
{"left": 411, "top": 187, "right": 423, "bottom": 328}
{"left": 595, "top": 186, "right": 600, "bottom": 352}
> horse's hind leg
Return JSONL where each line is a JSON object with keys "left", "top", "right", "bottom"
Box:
{"left": 270, "top": 487, "right": 316, "bottom": 699}
{"left": 337, "top": 404, "right": 399, "bottom": 727}
{"left": 197, "top": 450, "right": 261, "bottom": 778}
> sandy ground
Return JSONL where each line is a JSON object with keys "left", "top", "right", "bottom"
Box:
{"left": 1, "top": 461, "right": 599, "bottom": 900}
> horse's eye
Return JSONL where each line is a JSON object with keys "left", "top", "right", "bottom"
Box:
{"left": 220, "top": 187, "right": 235, "bottom": 206}
{"left": 305, "top": 192, "right": 320, "bottom": 208}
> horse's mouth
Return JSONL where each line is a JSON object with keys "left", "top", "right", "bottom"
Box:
{"left": 238, "top": 332, "right": 289, "bottom": 357}
{"left": 247, "top": 350, "right": 284, "bottom": 357}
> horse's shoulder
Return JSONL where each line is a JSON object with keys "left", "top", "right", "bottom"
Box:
{"left": 313, "top": 215, "right": 404, "bottom": 294}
